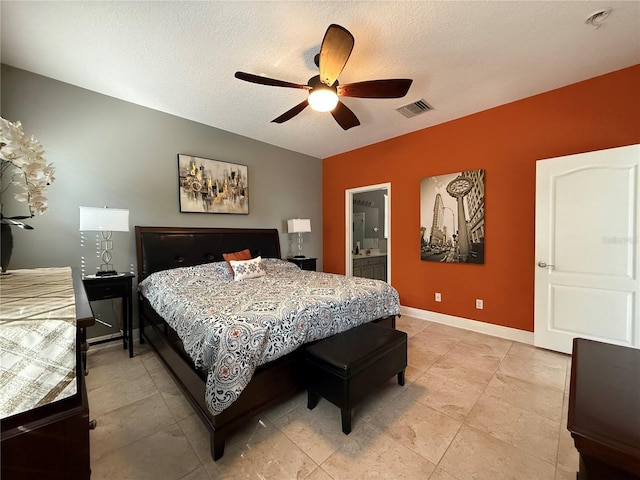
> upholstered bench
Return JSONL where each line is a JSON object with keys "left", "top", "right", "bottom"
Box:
{"left": 304, "top": 321, "right": 408, "bottom": 434}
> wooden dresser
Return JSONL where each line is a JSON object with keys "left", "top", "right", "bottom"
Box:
{"left": 568, "top": 338, "right": 640, "bottom": 479}
{"left": 1, "top": 267, "right": 94, "bottom": 480}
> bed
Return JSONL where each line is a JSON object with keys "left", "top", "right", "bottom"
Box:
{"left": 135, "top": 226, "right": 399, "bottom": 461}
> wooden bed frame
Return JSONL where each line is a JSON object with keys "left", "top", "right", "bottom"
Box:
{"left": 135, "top": 226, "right": 396, "bottom": 461}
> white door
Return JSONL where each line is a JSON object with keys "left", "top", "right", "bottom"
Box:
{"left": 534, "top": 144, "right": 640, "bottom": 354}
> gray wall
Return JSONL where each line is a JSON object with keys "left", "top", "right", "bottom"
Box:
{"left": 1, "top": 65, "right": 322, "bottom": 337}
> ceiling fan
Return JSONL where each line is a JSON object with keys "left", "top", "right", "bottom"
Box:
{"left": 234, "top": 24, "right": 413, "bottom": 130}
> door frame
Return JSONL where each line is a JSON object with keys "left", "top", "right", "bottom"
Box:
{"left": 345, "top": 183, "right": 391, "bottom": 281}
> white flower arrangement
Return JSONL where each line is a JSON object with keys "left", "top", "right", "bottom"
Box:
{"left": 1, "top": 117, "right": 55, "bottom": 224}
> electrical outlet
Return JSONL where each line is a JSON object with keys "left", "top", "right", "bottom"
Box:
{"left": 476, "top": 299, "right": 484, "bottom": 309}
{"left": 435, "top": 292, "right": 442, "bottom": 302}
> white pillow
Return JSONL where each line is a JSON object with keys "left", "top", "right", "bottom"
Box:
{"left": 229, "top": 256, "right": 266, "bottom": 281}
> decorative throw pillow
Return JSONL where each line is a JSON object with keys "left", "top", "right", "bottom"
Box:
{"left": 223, "top": 249, "right": 252, "bottom": 275}
{"left": 230, "top": 256, "right": 266, "bottom": 281}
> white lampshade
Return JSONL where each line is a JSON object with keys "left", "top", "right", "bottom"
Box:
{"left": 308, "top": 89, "right": 339, "bottom": 112}
{"left": 287, "top": 218, "right": 311, "bottom": 233}
{"left": 79, "top": 206, "right": 130, "bottom": 232}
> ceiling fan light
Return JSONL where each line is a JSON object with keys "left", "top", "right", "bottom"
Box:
{"left": 308, "top": 89, "right": 339, "bottom": 112}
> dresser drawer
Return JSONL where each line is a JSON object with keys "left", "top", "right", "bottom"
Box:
{"left": 287, "top": 257, "right": 317, "bottom": 272}
{"left": 82, "top": 277, "right": 131, "bottom": 301}
{"left": 354, "top": 256, "right": 384, "bottom": 266}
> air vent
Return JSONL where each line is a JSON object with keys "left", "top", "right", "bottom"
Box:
{"left": 396, "top": 99, "right": 433, "bottom": 118}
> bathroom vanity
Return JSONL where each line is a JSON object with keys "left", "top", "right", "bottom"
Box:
{"left": 352, "top": 253, "right": 387, "bottom": 281}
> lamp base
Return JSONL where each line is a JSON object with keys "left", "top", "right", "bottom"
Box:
{"left": 293, "top": 255, "right": 306, "bottom": 259}
{"left": 96, "top": 270, "right": 119, "bottom": 276}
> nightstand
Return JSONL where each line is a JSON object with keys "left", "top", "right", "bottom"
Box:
{"left": 287, "top": 257, "right": 317, "bottom": 271}
{"left": 82, "top": 273, "right": 135, "bottom": 358}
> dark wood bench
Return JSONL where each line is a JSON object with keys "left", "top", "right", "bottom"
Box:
{"left": 304, "top": 322, "right": 407, "bottom": 434}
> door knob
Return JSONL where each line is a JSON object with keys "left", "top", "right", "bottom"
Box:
{"left": 537, "top": 261, "right": 555, "bottom": 268}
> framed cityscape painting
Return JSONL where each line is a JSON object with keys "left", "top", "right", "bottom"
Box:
{"left": 420, "top": 169, "right": 485, "bottom": 263}
{"left": 177, "top": 154, "right": 248, "bottom": 214}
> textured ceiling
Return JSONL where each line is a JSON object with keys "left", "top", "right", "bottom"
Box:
{"left": 1, "top": 1, "right": 639, "bottom": 159}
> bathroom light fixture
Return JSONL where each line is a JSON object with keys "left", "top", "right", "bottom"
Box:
{"left": 287, "top": 218, "right": 311, "bottom": 258}
{"left": 79, "top": 206, "right": 130, "bottom": 276}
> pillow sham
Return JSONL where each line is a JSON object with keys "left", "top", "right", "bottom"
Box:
{"left": 229, "top": 256, "right": 266, "bottom": 281}
{"left": 223, "top": 249, "right": 252, "bottom": 275}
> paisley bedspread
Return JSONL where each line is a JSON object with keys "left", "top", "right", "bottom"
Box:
{"left": 138, "top": 258, "right": 400, "bottom": 415}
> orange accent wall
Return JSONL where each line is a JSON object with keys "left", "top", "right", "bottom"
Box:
{"left": 323, "top": 65, "right": 640, "bottom": 332}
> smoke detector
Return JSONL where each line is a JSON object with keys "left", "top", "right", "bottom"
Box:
{"left": 585, "top": 8, "right": 612, "bottom": 28}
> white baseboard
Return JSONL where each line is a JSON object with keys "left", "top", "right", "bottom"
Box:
{"left": 400, "top": 306, "right": 534, "bottom": 345}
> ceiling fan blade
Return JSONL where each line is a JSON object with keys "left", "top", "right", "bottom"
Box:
{"left": 338, "top": 79, "right": 413, "bottom": 98}
{"left": 272, "top": 100, "right": 309, "bottom": 124}
{"left": 318, "top": 24, "right": 354, "bottom": 87}
{"left": 235, "top": 72, "right": 310, "bottom": 90}
{"left": 331, "top": 101, "right": 360, "bottom": 130}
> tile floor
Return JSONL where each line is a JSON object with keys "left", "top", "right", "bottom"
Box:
{"left": 86, "top": 316, "right": 579, "bottom": 479}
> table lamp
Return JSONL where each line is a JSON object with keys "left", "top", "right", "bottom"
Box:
{"left": 79, "top": 206, "right": 130, "bottom": 276}
{"left": 287, "top": 218, "right": 311, "bottom": 258}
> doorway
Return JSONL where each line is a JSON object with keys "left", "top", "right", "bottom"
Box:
{"left": 345, "top": 183, "right": 391, "bottom": 282}
{"left": 534, "top": 144, "right": 639, "bottom": 353}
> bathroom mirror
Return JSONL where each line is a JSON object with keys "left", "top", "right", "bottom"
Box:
{"left": 353, "top": 212, "right": 365, "bottom": 252}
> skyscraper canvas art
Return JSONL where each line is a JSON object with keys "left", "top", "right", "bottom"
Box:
{"left": 420, "top": 170, "right": 485, "bottom": 263}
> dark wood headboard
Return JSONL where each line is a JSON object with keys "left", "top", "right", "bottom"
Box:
{"left": 135, "top": 226, "right": 282, "bottom": 281}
